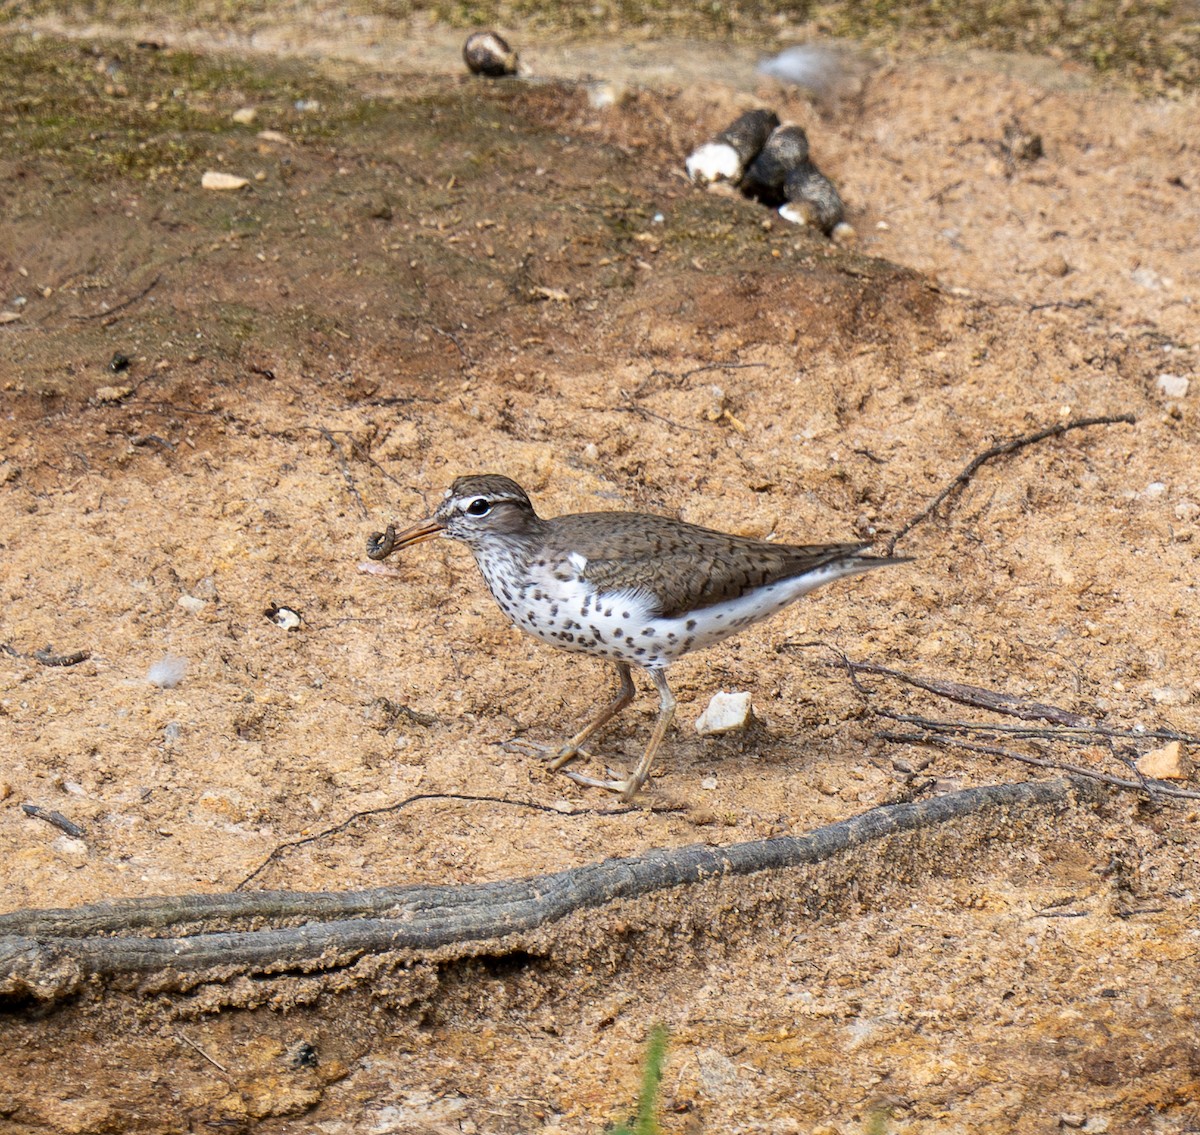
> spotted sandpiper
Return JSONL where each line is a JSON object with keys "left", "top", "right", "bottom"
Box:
{"left": 368, "top": 475, "right": 909, "bottom": 800}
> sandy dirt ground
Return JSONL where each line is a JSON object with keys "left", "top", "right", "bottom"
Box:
{"left": 1, "top": 8, "right": 1198, "bottom": 1134}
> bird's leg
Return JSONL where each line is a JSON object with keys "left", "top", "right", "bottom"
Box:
{"left": 558, "top": 668, "right": 676, "bottom": 801}
{"left": 619, "top": 668, "right": 675, "bottom": 800}
{"left": 546, "top": 662, "right": 636, "bottom": 770}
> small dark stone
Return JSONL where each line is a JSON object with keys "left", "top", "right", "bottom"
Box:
{"left": 463, "top": 31, "right": 518, "bottom": 78}
{"left": 108, "top": 351, "right": 131, "bottom": 373}
{"left": 781, "top": 160, "right": 846, "bottom": 235}
{"left": 716, "top": 109, "right": 781, "bottom": 168}
{"left": 741, "top": 124, "right": 810, "bottom": 206}
{"left": 290, "top": 1042, "right": 319, "bottom": 1069}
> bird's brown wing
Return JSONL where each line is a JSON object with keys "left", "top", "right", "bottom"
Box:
{"left": 554, "top": 513, "right": 870, "bottom": 618}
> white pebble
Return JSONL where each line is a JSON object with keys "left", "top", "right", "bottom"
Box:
{"left": 686, "top": 142, "right": 741, "bottom": 184}
{"left": 177, "top": 594, "right": 207, "bottom": 614}
{"left": 358, "top": 560, "right": 405, "bottom": 578}
{"left": 201, "top": 171, "right": 249, "bottom": 191}
{"left": 695, "top": 690, "right": 753, "bottom": 735}
{"left": 1155, "top": 373, "right": 1190, "bottom": 399}
{"left": 1143, "top": 482, "right": 1167, "bottom": 500}
{"left": 586, "top": 81, "right": 619, "bottom": 109}
{"left": 147, "top": 655, "right": 187, "bottom": 689}
{"left": 1150, "top": 686, "right": 1190, "bottom": 706}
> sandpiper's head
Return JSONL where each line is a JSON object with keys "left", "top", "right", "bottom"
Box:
{"left": 378, "top": 474, "right": 540, "bottom": 554}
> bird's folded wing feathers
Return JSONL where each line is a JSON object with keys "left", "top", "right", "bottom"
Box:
{"left": 580, "top": 540, "right": 870, "bottom": 619}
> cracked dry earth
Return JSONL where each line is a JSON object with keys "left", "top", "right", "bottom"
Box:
{"left": 1, "top": 13, "right": 1199, "bottom": 1135}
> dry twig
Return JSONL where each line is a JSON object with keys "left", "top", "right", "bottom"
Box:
{"left": 21, "top": 804, "right": 86, "bottom": 839}
{"left": 319, "top": 425, "right": 369, "bottom": 518}
{"left": 238, "top": 792, "right": 682, "bottom": 890}
{"left": 72, "top": 273, "right": 162, "bottom": 323}
{"left": 1, "top": 643, "right": 91, "bottom": 668}
{"left": 887, "top": 413, "right": 1136, "bottom": 554}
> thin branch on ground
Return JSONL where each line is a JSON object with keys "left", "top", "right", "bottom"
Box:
{"left": 20, "top": 804, "right": 86, "bottom": 839}
{"left": 877, "top": 730, "right": 1200, "bottom": 801}
{"left": 237, "top": 792, "right": 682, "bottom": 890}
{"left": 876, "top": 708, "right": 1198, "bottom": 746}
{"left": 429, "top": 323, "right": 473, "bottom": 367}
{"left": 175, "top": 1033, "right": 229, "bottom": 1074}
{"left": 886, "top": 413, "right": 1136, "bottom": 554}
{"left": 647, "top": 362, "right": 769, "bottom": 381}
{"left": 1, "top": 643, "right": 91, "bottom": 668}
{"left": 837, "top": 657, "right": 1093, "bottom": 727}
{"left": 71, "top": 273, "right": 162, "bottom": 323}
{"left": 612, "top": 405, "right": 701, "bottom": 433}
{"left": 821, "top": 648, "right": 1198, "bottom": 803}
{"left": 318, "top": 425, "right": 369, "bottom": 518}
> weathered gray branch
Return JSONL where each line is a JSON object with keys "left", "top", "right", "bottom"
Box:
{"left": 0, "top": 777, "right": 1103, "bottom": 1002}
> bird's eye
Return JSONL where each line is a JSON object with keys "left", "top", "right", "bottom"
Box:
{"left": 465, "top": 498, "right": 492, "bottom": 517}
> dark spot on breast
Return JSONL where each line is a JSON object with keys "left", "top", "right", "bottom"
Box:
{"left": 622, "top": 611, "right": 630, "bottom": 619}
{"left": 634, "top": 647, "right": 647, "bottom": 656}
{"left": 686, "top": 619, "right": 697, "bottom": 631}
{"left": 550, "top": 604, "right": 559, "bottom": 616}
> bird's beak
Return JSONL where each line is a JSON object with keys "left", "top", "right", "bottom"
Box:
{"left": 366, "top": 516, "right": 444, "bottom": 560}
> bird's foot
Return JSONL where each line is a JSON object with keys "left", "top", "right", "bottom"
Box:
{"left": 500, "top": 737, "right": 591, "bottom": 769}
{"left": 558, "top": 767, "right": 640, "bottom": 799}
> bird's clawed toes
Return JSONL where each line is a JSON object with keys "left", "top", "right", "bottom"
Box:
{"left": 559, "top": 767, "right": 641, "bottom": 799}
{"left": 500, "top": 736, "right": 595, "bottom": 769}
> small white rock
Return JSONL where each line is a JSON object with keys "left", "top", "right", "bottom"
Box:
{"left": 1175, "top": 499, "right": 1200, "bottom": 522}
{"left": 177, "top": 594, "right": 207, "bottom": 614}
{"left": 1155, "top": 373, "right": 1190, "bottom": 399}
{"left": 358, "top": 560, "right": 405, "bottom": 578}
{"left": 54, "top": 836, "right": 88, "bottom": 861}
{"left": 147, "top": 655, "right": 187, "bottom": 689}
{"left": 700, "top": 776, "right": 718, "bottom": 790}
{"left": 1150, "top": 686, "right": 1190, "bottom": 706}
{"left": 201, "top": 171, "right": 250, "bottom": 191}
{"left": 695, "top": 690, "right": 753, "bottom": 735}
{"left": 231, "top": 107, "right": 257, "bottom": 125}
{"left": 585, "top": 80, "right": 619, "bottom": 109}
{"left": 269, "top": 605, "right": 302, "bottom": 631}
{"left": 94, "top": 385, "right": 133, "bottom": 404}
{"left": 1143, "top": 481, "right": 1168, "bottom": 500}
{"left": 686, "top": 141, "right": 741, "bottom": 184}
